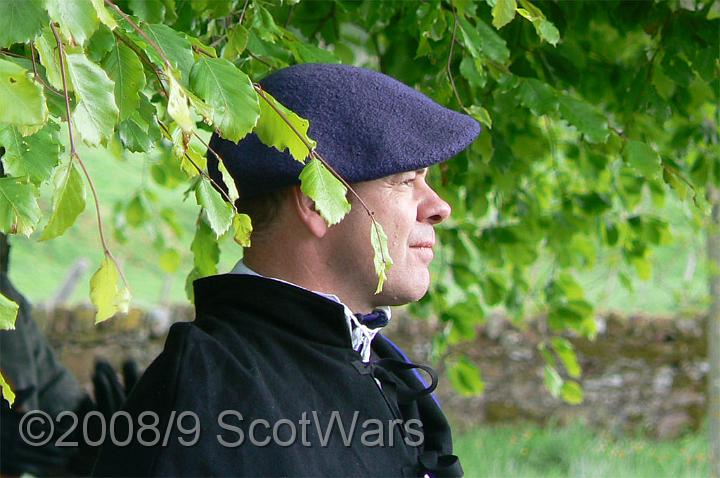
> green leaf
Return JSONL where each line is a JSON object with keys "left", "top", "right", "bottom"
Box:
{"left": 517, "top": 78, "right": 557, "bottom": 115}
{"left": 222, "top": 24, "right": 249, "bottom": 60}
{"left": 557, "top": 95, "right": 608, "bottom": 144}
{"left": 129, "top": 0, "right": 166, "bottom": 23}
{"left": 299, "top": 158, "right": 351, "bottom": 226}
{"left": 370, "top": 220, "right": 393, "bottom": 294}
{"left": 0, "top": 371, "right": 15, "bottom": 407}
{"left": 459, "top": 56, "right": 486, "bottom": 89}
{"left": 255, "top": 90, "right": 316, "bottom": 162}
{"left": 0, "top": 59, "right": 48, "bottom": 129}
{"left": 538, "top": 19, "right": 560, "bottom": 46}
{"left": 492, "top": 0, "right": 517, "bottom": 29}
{"left": 40, "top": 161, "right": 86, "bottom": 240}
{"left": 90, "top": 256, "right": 130, "bottom": 323}
{"left": 65, "top": 52, "right": 119, "bottom": 146}
{"left": 191, "top": 219, "right": 219, "bottom": 276}
{"left": 189, "top": 58, "right": 260, "bottom": 142}
{"left": 91, "top": 0, "right": 118, "bottom": 30}
{"left": 102, "top": 37, "right": 146, "bottom": 121}
{"left": 466, "top": 105, "right": 492, "bottom": 129}
{"left": 46, "top": 0, "right": 99, "bottom": 46}
{"left": 125, "top": 193, "right": 149, "bottom": 227}
{"left": 167, "top": 72, "right": 195, "bottom": 132}
{"left": 0, "top": 293, "right": 18, "bottom": 330}
{"left": 448, "top": 358, "right": 485, "bottom": 397}
{"left": 551, "top": 337, "right": 581, "bottom": 379}
{"left": 517, "top": 0, "right": 559, "bottom": 45}
{"left": 0, "top": 0, "right": 48, "bottom": 48}
{"left": 142, "top": 23, "right": 194, "bottom": 82}
{"left": 0, "top": 124, "right": 61, "bottom": 185}
{"left": 0, "top": 177, "right": 41, "bottom": 236}
{"left": 482, "top": 271, "right": 507, "bottom": 305}
{"left": 195, "top": 178, "right": 233, "bottom": 237}
{"left": 456, "top": 15, "right": 510, "bottom": 64}
{"left": 286, "top": 39, "right": 341, "bottom": 64}
{"left": 232, "top": 213, "right": 253, "bottom": 247}
{"left": 34, "top": 27, "right": 67, "bottom": 91}
{"left": 560, "top": 380, "right": 584, "bottom": 405}
{"left": 118, "top": 93, "right": 160, "bottom": 152}
{"left": 543, "top": 364, "right": 563, "bottom": 398}
{"left": 217, "top": 159, "right": 239, "bottom": 203}
{"left": 624, "top": 140, "right": 661, "bottom": 180}
{"left": 159, "top": 249, "right": 181, "bottom": 273}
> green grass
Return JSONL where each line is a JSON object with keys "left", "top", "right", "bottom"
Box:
{"left": 454, "top": 422, "right": 709, "bottom": 478}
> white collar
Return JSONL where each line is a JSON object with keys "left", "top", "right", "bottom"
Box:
{"left": 229, "top": 260, "right": 391, "bottom": 362}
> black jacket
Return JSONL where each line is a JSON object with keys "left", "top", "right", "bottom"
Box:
{"left": 93, "top": 274, "right": 462, "bottom": 477}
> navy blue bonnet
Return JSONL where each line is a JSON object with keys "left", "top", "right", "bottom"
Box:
{"left": 207, "top": 63, "right": 481, "bottom": 199}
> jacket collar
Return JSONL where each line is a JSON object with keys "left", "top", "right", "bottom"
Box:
{"left": 192, "top": 274, "right": 354, "bottom": 349}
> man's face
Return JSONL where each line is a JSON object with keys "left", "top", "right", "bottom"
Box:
{"left": 323, "top": 168, "right": 451, "bottom": 309}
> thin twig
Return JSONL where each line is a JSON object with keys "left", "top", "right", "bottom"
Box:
{"left": 192, "top": 45, "right": 214, "bottom": 58}
{"left": 50, "top": 23, "right": 128, "bottom": 288}
{"left": 0, "top": 49, "right": 29, "bottom": 60}
{"left": 156, "top": 120, "right": 239, "bottom": 214}
{"left": 238, "top": 0, "right": 250, "bottom": 26}
{"left": 104, "top": 0, "right": 173, "bottom": 69}
{"left": 446, "top": 11, "right": 465, "bottom": 109}
{"left": 253, "top": 84, "right": 389, "bottom": 266}
{"left": 28, "top": 43, "right": 64, "bottom": 97}
{"left": 247, "top": 51, "right": 273, "bottom": 68}
{"left": 115, "top": 31, "right": 168, "bottom": 97}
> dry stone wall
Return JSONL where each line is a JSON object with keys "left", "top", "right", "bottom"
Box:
{"left": 33, "top": 306, "right": 708, "bottom": 440}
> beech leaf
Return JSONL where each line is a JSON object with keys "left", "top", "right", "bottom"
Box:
{"left": 167, "top": 73, "right": 195, "bottom": 133}
{"left": 142, "top": 23, "right": 194, "bottom": 82}
{"left": 90, "top": 256, "right": 130, "bottom": 324}
{"left": 0, "top": 59, "right": 48, "bottom": 130}
{"left": 0, "top": 372, "right": 15, "bottom": 407}
{"left": 299, "top": 158, "right": 351, "bottom": 226}
{"left": 46, "top": 0, "right": 99, "bottom": 46}
{"left": 370, "top": 220, "right": 393, "bottom": 294}
{"left": 0, "top": 124, "right": 61, "bottom": 185}
{"left": 233, "top": 213, "right": 253, "bottom": 247}
{"left": 255, "top": 90, "right": 316, "bottom": 163}
{"left": 40, "top": 161, "right": 86, "bottom": 240}
{"left": 624, "top": 140, "right": 661, "bottom": 180}
{"left": 65, "top": 52, "right": 119, "bottom": 145}
{"left": 0, "top": 293, "right": 18, "bottom": 330}
{"left": 0, "top": 0, "right": 48, "bottom": 48}
{"left": 0, "top": 177, "right": 41, "bottom": 236}
{"left": 102, "top": 37, "right": 146, "bottom": 120}
{"left": 492, "top": 0, "right": 517, "bottom": 29}
{"left": 34, "top": 27, "right": 68, "bottom": 91}
{"left": 558, "top": 95, "right": 608, "bottom": 144}
{"left": 191, "top": 219, "right": 219, "bottom": 276}
{"left": 189, "top": 58, "right": 260, "bottom": 142}
{"left": 195, "top": 178, "right": 233, "bottom": 237}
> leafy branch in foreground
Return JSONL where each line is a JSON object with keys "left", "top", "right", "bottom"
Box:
{"left": 49, "top": 22, "right": 129, "bottom": 323}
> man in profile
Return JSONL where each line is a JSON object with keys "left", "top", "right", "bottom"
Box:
{"left": 93, "top": 63, "right": 480, "bottom": 477}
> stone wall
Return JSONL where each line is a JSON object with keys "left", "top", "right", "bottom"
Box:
{"left": 34, "top": 306, "right": 709, "bottom": 440}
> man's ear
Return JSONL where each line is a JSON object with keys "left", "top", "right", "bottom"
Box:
{"left": 290, "top": 186, "right": 328, "bottom": 238}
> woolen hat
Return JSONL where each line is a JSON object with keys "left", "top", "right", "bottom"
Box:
{"left": 207, "top": 63, "right": 481, "bottom": 200}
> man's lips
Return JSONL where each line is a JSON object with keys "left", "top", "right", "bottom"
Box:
{"left": 410, "top": 241, "right": 435, "bottom": 248}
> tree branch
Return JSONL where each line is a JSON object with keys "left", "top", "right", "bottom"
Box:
{"left": 104, "top": 0, "right": 173, "bottom": 70}
{"left": 50, "top": 22, "right": 129, "bottom": 288}
{"left": 253, "top": 84, "right": 390, "bottom": 267}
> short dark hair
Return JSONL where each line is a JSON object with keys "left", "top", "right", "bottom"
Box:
{"left": 235, "top": 188, "right": 290, "bottom": 237}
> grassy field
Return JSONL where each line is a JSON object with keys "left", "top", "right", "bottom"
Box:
{"left": 454, "top": 422, "right": 709, "bottom": 478}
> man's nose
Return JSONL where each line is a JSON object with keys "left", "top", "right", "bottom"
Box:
{"left": 419, "top": 187, "right": 452, "bottom": 225}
